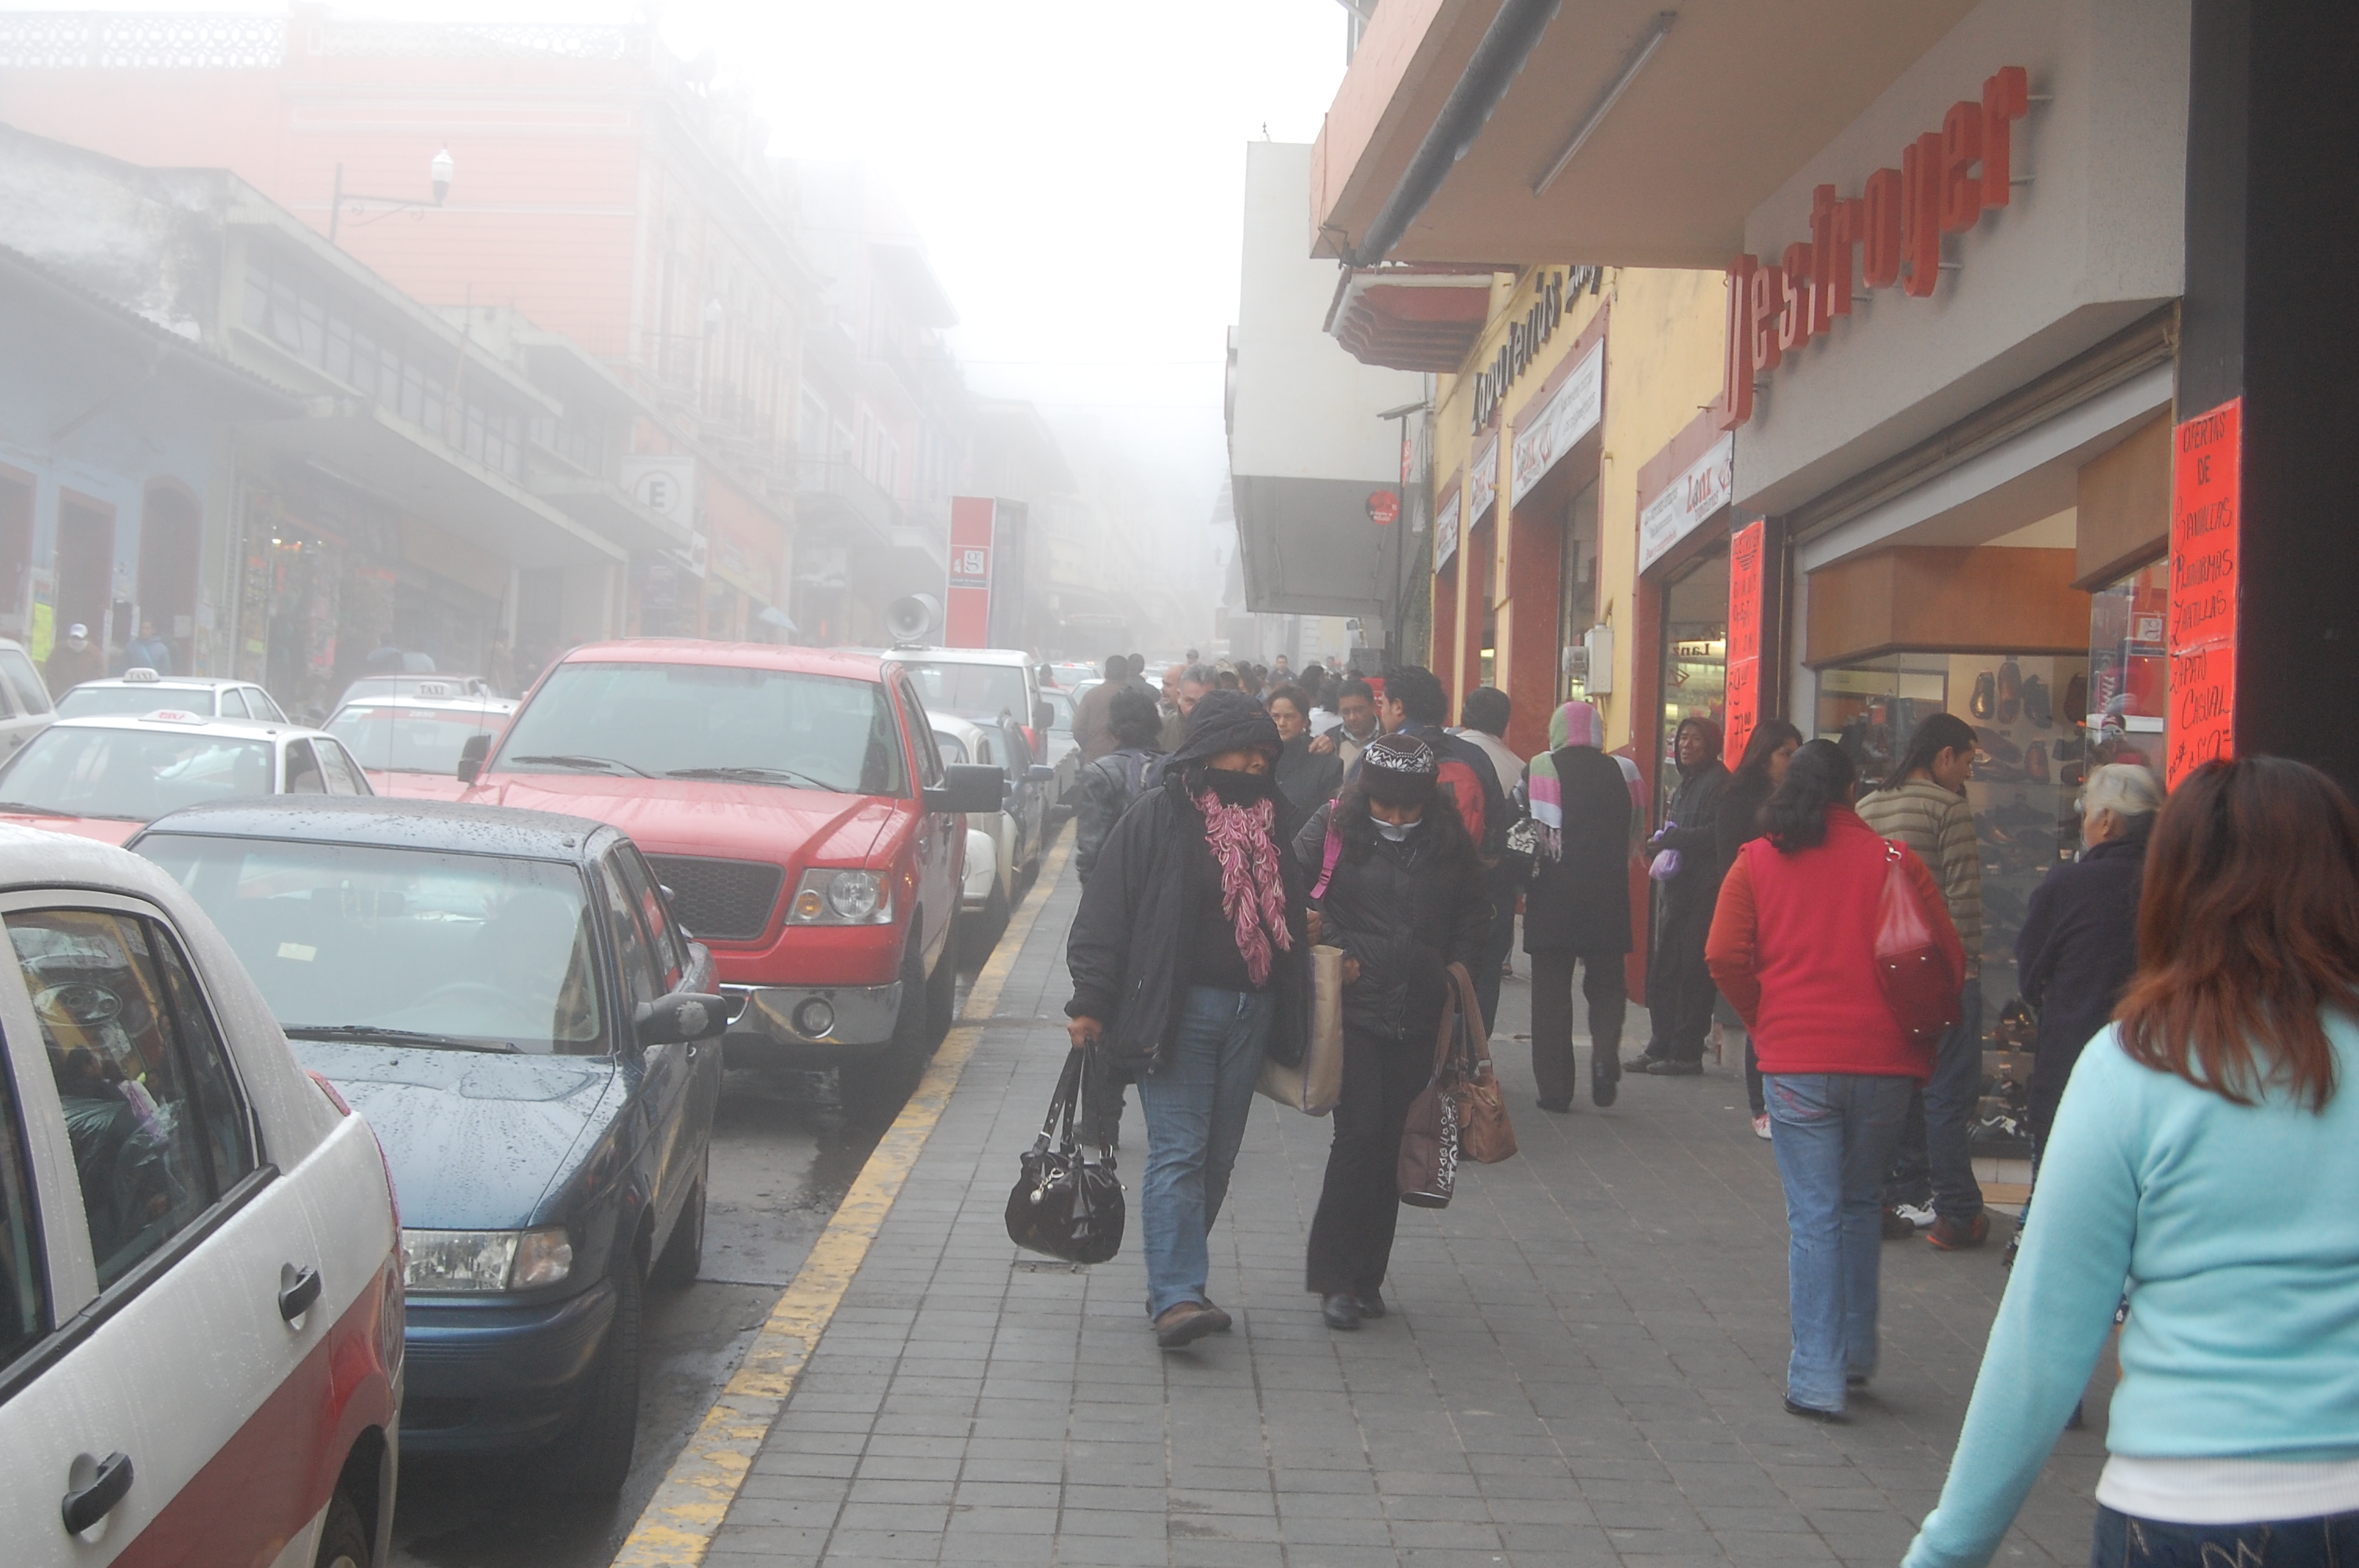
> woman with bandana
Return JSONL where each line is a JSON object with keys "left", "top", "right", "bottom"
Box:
{"left": 1292, "top": 733, "right": 1492, "bottom": 1330}
{"left": 1067, "top": 689, "right": 1314, "bottom": 1348}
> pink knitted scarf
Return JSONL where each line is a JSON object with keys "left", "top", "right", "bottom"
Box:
{"left": 1194, "top": 788, "right": 1294, "bottom": 986}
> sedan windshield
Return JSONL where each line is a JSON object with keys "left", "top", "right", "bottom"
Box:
{"left": 329, "top": 706, "right": 501, "bottom": 775}
{"left": 896, "top": 661, "right": 1026, "bottom": 725}
{"left": 136, "top": 835, "right": 605, "bottom": 1054}
{"left": 0, "top": 727, "right": 273, "bottom": 820}
{"left": 496, "top": 662, "right": 906, "bottom": 794}
{"left": 55, "top": 686, "right": 217, "bottom": 719}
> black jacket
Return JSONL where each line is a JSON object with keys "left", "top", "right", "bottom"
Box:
{"left": 1294, "top": 803, "right": 1490, "bottom": 1045}
{"left": 1655, "top": 759, "right": 1731, "bottom": 916}
{"left": 1074, "top": 746, "right": 1162, "bottom": 880}
{"left": 1521, "top": 746, "right": 1634, "bottom": 956}
{"left": 1714, "top": 773, "right": 1773, "bottom": 869}
{"left": 2018, "top": 824, "right": 2150, "bottom": 1135}
{"left": 1274, "top": 731, "right": 1343, "bottom": 818}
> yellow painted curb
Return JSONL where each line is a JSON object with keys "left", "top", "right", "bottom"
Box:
{"left": 610, "top": 834, "right": 1071, "bottom": 1566}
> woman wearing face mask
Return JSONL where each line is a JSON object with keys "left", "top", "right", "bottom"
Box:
{"left": 1292, "top": 734, "right": 1491, "bottom": 1330}
{"left": 1067, "top": 689, "right": 1313, "bottom": 1348}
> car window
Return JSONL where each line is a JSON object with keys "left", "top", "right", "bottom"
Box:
{"left": 597, "top": 858, "right": 661, "bottom": 1014}
{"left": 1046, "top": 691, "right": 1074, "bottom": 733}
{"left": 9, "top": 909, "right": 257, "bottom": 1288}
{"left": 247, "top": 688, "right": 289, "bottom": 722}
{"left": 894, "top": 660, "right": 1026, "bottom": 726}
{"left": 326, "top": 706, "right": 500, "bottom": 775}
{"left": 931, "top": 730, "right": 967, "bottom": 766}
{"left": 614, "top": 848, "right": 685, "bottom": 991}
{"left": 0, "top": 726, "right": 275, "bottom": 820}
{"left": 283, "top": 739, "right": 325, "bottom": 794}
{"left": 975, "top": 730, "right": 997, "bottom": 768}
{"left": 0, "top": 1054, "right": 47, "bottom": 1366}
{"left": 0, "top": 677, "right": 16, "bottom": 720}
{"left": 900, "top": 681, "right": 943, "bottom": 787}
{"left": 0, "top": 650, "right": 49, "bottom": 717}
{"left": 217, "top": 688, "right": 249, "bottom": 719}
{"left": 317, "top": 741, "right": 366, "bottom": 795}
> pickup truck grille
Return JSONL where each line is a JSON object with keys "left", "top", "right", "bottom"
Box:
{"left": 643, "top": 855, "right": 784, "bottom": 942}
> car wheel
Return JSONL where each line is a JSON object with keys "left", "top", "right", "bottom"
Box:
{"left": 313, "top": 1494, "right": 371, "bottom": 1568}
{"left": 650, "top": 1155, "right": 706, "bottom": 1290}
{"left": 925, "top": 914, "right": 959, "bottom": 1046}
{"left": 543, "top": 1250, "right": 642, "bottom": 1497}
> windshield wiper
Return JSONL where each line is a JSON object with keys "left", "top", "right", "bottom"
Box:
{"left": 509, "top": 753, "right": 652, "bottom": 778}
{"left": 0, "top": 800, "right": 61, "bottom": 815}
{"left": 665, "top": 765, "right": 837, "bottom": 790}
{"left": 284, "top": 1025, "right": 519, "bottom": 1054}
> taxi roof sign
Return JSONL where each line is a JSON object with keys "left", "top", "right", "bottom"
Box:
{"left": 122, "top": 667, "right": 160, "bottom": 683}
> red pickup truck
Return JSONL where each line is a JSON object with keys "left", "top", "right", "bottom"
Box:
{"left": 456, "top": 640, "right": 1001, "bottom": 1079}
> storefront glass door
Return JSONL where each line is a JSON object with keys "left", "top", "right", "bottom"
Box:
{"left": 1656, "top": 546, "right": 1728, "bottom": 826}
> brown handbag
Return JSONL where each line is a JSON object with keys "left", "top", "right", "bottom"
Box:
{"left": 1454, "top": 964, "right": 1519, "bottom": 1166}
{"left": 1398, "top": 963, "right": 1518, "bottom": 1209}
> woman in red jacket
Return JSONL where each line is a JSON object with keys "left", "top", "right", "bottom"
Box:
{"left": 1707, "top": 739, "right": 1962, "bottom": 1421}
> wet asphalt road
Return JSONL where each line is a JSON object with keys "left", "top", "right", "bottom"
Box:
{"left": 383, "top": 840, "right": 1038, "bottom": 1567}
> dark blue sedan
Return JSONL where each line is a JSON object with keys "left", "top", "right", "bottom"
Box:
{"left": 131, "top": 797, "right": 726, "bottom": 1497}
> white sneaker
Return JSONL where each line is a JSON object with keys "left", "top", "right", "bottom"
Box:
{"left": 1894, "top": 1202, "right": 1937, "bottom": 1229}
{"left": 1752, "top": 1112, "right": 1772, "bottom": 1140}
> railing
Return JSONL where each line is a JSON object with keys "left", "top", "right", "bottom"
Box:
{"left": 320, "top": 22, "right": 639, "bottom": 60}
{"left": 0, "top": 13, "right": 641, "bottom": 68}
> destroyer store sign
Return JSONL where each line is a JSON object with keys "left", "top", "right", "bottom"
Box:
{"left": 1718, "top": 65, "right": 2031, "bottom": 430}
{"left": 2167, "top": 398, "right": 2240, "bottom": 786}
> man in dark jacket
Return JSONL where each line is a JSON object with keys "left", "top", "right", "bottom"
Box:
{"left": 1522, "top": 701, "right": 1634, "bottom": 1111}
{"left": 1066, "top": 689, "right": 1311, "bottom": 1348}
{"left": 1631, "top": 715, "right": 1730, "bottom": 1074}
{"left": 1071, "top": 655, "right": 1125, "bottom": 764}
{"left": 1074, "top": 686, "right": 1166, "bottom": 881}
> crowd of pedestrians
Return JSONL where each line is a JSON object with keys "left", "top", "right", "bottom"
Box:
{"left": 1053, "top": 646, "right": 2359, "bottom": 1566}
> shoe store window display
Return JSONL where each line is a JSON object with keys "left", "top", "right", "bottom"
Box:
{"left": 1063, "top": 690, "right": 1314, "bottom": 1351}
{"left": 1290, "top": 734, "right": 1492, "bottom": 1332}
{"left": 1706, "top": 740, "right": 1965, "bottom": 1422}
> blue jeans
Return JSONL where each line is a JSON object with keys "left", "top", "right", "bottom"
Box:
{"left": 1767, "top": 1072, "right": 1914, "bottom": 1411}
{"left": 1885, "top": 983, "right": 1986, "bottom": 1221}
{"left": 2092, "top": 1506, "right": 2359, "bottom": 1565}
{"left": 1135, "top": 987, "right": 1272, "bottom": 1319}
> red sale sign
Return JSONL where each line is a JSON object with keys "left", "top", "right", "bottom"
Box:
{"left": 2166, "top": 399, "right": 2240, "bottom": 787}
{"left": 1723, "top": 520, "right": 1766, "bottom": 764}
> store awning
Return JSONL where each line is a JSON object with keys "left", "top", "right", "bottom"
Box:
{"left": 531, "top": 473, "right": 693, "bottom": 555}
{"left": 1312, "top": 0, "right": 1976, "bottom": 268}
{"left": 249, "top": 401, "right": 625, "bottom": 569}
{"left": 1325, "top": 265, "right": 1498, "bottom": 371}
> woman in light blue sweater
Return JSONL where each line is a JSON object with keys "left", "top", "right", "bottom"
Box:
{"left": 1905, "top": 757, "right": 2359, "bottom": 1568}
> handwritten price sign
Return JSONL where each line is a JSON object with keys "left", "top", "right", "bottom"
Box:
{"left": 1723, "top": 521, "right": 1766, "bottom": 764}
{"left": 2166, "top": 398, "right": 2240, "bottom": 789}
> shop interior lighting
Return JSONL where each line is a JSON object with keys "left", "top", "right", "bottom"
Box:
{"left": 1532, "top": 11, "right": 1675, "bottom": 197}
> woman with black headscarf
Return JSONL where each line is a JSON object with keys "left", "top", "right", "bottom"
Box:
{"left": 1067, "top": 690, "right": 1313, "bottom": 1349}
{"left": 1292, "top": 733, "right": 1491, "bottom": 1330}
{"left": 1630, "top": 715, "right": 1731, "bottom": 1075}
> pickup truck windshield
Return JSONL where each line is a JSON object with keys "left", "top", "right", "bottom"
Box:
{"left": 497, "top": 662, "right": 906, "bottom": 795}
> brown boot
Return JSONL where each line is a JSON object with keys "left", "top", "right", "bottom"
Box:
{"left": 1925, "top": 1212, "right": 1990, "bottom": 1251}
{"left": 1154, "top": 1301, "right": 1220, "bottom": 1348}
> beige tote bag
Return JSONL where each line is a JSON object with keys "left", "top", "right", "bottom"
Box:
{"left": 1255, "top": 943, "right": 1346, "bottom": 1115}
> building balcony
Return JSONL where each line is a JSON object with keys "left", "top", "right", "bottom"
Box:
{"left": 791, "top": 456, "right": 900, "bottom": 549}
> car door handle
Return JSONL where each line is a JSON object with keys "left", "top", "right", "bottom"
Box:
{"left": 61, "top": 1451, "right": 133, "bottom": 1534}
{"left": 278, "top": 1265, "right": 322, "bottom": 1323}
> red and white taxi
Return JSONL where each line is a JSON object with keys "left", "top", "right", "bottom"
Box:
{"left": 323, "top": 688, "right": 518, "bottom": 800}
{"left": 0, "top": 826, "right": 403, "bottom": 1566}
{"left": 0, "top": 714, "right": 373, "bottom": 845}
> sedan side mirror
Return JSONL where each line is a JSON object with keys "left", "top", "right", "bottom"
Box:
{"left": 922, "top": 762, "right": 1004, "bottom": 815}
{"left": 1033, "top": 700, "right": 1054, "bottom": 733}
{"left": 1028, "top": 764, "right": 1055, "bottom": 784}
{"left": 456, "top": 732, "right": 490, "bottom": 784}
{"left": 636, "top": 991, "right": 729, "bottom": 1047}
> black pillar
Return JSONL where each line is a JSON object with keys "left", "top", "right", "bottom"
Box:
{"left": 2179, "top": 0, "right": 2359, "bottom": 792}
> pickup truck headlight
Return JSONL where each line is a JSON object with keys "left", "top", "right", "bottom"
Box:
{"left": 788, "top": 868, "right": 892, "bottom": 925}
{"left": 402, "top": 1226, "right": 574, "bottom": 1292}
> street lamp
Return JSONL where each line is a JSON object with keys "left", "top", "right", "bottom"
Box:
{"left": 329, "top": 146, "right": 455, "bottom": 245}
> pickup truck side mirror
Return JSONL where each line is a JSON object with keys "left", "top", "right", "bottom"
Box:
{"left": 1028, "top": 764, "right": 1055, "bottom": 784}
{"left": 456, "top": 732, "right": 491, "bottom": 784}
{"left": 635, "top": 991, "right": 730, "bottom": 1047}
{"left": 923, "top": 762, "right": 1004, "bottom": 815}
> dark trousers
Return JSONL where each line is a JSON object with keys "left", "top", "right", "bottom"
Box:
{"left": 1472, "top": 868, "right": 1518, "bottom": 1036}
{"left": 1883, "top": 984, "right": 1986, "bottom": 1220}
{"left": 1528, "top": 947, "right": 1624, "bottom": 1106}
{"left": 1645, "top": 899, "right": 1718, "bottom": 1063}
{"left": 1743, "top": 1032, "right": 1765, "bottom": 1115}
{"left": 1305, "top": 1026, "right": 1430, "bottom": 1297}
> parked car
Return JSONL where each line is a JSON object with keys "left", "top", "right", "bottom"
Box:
{"left": 0, "top": 713, "right": 373, "bottom": 846}
{"left": 455, "top": 641, "right": 1001, "bottom": 1083}
{"left": 0, "top": 826, "right": 402, "bottom": 1566}
{"left": 132, "top": 796, "right": 725, "bottom": 1497}
{"left": 326, "top": 689, "right": 518, "bottom": 800}
{"left": 0, "top": 636, "right": 54, "bottom": 764}
{"left": 890, "top": 645, "right": 1049, "bottom": 753}
{"left": 56, "top": 670, "right": 287, "bottom": 724}
{"left": 1041, "top": 684, "right": 1085, "bottom": 814}
{"left": 1043, "top": 660, "right": 1098, "bottom": 691}
{"left": 929, "top": 712, "right": 1049, "bottom": 940}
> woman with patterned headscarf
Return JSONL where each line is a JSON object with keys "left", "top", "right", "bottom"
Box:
{"left": 1292, "top": 733, "right": 1492, "bottom": 1330}
{"left": 1521, "top": 701, "right": 1643, "bottom": 1112}
{"left": 1067, "top": 689, "right": 1313, "bottom": 1349}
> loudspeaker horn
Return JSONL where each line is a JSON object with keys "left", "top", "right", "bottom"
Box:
{"left": 886, "top": 593, "right": 940, "bottom": 646}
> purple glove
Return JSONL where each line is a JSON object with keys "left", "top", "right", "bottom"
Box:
{"left": 1648, "top": 848, "right": 1682, "bottom": 881}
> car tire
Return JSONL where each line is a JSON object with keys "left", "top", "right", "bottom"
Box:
{"left": 650, "top": 1156, "right": 705, "bottom": 1290}
{"left": 543, "top": 1250, "right": 642, "bottom": 1497}
{"left": 313, "top": 1494, "right": 372, "bottom": 1568}
{"left": 845, "top": 942, "right": 932, "bottom": 1098}
{"left": 925, "top": 915, "right": 958, "bottom": 1047}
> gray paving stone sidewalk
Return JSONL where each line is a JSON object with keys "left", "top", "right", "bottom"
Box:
{"left": 707, "top": 858, "right": 2114, "bottom": 1566}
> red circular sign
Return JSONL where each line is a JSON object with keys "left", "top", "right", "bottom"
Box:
{"left": 1365, "top": 490, "right": 1401, "bottom": 526}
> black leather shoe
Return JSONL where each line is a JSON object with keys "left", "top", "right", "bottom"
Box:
{"left": 1622, "top": 1052, "right": 1662, "bottom": 1073}
{"left": 1320, "top": 1294, "right": 1361, "bottom": 1330}
{"left": 1355, "top": 1293, "right": 1387, "bottom": 1319}
{"left": 1783, "top": 1397, "right": 1848, "bottom": 1424}
{"left": 1644, "top": 1059, "right": 1703, "bottom": 1076}
{"left": 1592, "top": 1049, "right": 1620, "bottom": 1108}
{"left": 1536, "top": 1097, "right": 1572, "bottom": 1113}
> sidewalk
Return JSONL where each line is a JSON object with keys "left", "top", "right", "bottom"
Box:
{"left": 703, "top": 859, "right": 2111, "bottom": 1567}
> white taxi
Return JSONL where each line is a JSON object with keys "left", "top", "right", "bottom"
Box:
{"left": 0, "top": 714, "right": 373, "bottom": 847}
{"left": 0, "top": 826, "right": 403, "bottom": 1566}
{"left": 56, "top": 670, "right": 289, "bottom": 724}
{"left": 323, "top": 688, "right": 518, "bottom": 802}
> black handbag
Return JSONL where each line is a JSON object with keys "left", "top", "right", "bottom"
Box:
{"left": 1005, "top": 1045, "right": 1125, "bottom": 1264}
